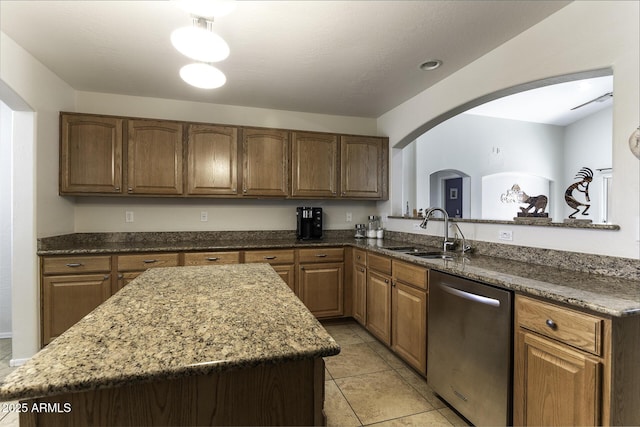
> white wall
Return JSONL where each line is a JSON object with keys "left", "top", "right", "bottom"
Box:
{"left": 378, "top": 1, "right": 640, "bottom": 259}
{"left": 413, "top": 113, "right": 565, "bottom": 219}
{"left": 1, "top": 32, "right": 76, "bottom": 363}
{"left": 0, "top": 101, "right": 12, "bottom": 338}
{"left": 563, "top": 107, "right": 613, "bottom": 222}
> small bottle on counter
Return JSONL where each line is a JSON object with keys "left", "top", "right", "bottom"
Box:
{"left": 376, "top": 228, "right": 384, "bottom": 239}
{"left": 367, "top": 215, "right": 378, "bottom": 238}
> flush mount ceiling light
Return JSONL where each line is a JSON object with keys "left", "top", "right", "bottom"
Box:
{"left": 174, "top": 0, "right": 237, "bottom": 18}
{"left": 180, "top": 63, "right": 227, "bottom": 89}
{"left": 171, "top": 18, "right": 230, "bottom": 63}
{"left": 419, "top": 59, "right": 442, "bottom": 71}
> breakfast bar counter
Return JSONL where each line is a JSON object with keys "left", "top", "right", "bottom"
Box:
{"left": 0, "top": 263, "right": 340, "bottom": 426}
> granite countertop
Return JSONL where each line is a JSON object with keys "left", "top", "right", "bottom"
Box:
{"left": 0, "top": 263, "right": 340, "bottom": 402}
{"left": 38, "top": 233, "right": 640, "bottom": 318}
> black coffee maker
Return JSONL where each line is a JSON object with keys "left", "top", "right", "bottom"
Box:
{"left": 296, "top": 207, "right": 323, "bottom": 240}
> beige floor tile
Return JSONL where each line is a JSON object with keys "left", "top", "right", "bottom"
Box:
{"left": 0, "top": 406, "right": 19, "bottom": 427}
{"left": 325, "top": 366, "right": 333, "bottom": 380}
{"left": 366, "top": 340, "right": 409, "bottom": 370}
{"left": 395, "top": 367, "right": 447, "bottom": 410}
{"left": 325, "top": 342, "right": 392, "bottom": 379}
{"left": 324, "top": 380, "right": 361, "bottom": 427}
{"left": 324, "top": 324, "right": 366, "bottom": 346}
{"left": 438, "top": 407, "right": 471, "bottom": 427}
{"left": 369, "top": 410, "right": 454, "bottom": 427}
{"left": 349, "top": 324, "right": 377, "bottom": 342}
{"left": 0, "top": 366, "right": 16, "bottom": 383}
{"left": 335, "top": 370, "right": 433, "bottom": 425}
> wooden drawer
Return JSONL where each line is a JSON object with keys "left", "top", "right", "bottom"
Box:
{"left": 298, "top": 247, "right": 344, "bottom": 263}
{"left": 42, "top": 256, "right": 111, "bottom": 275}
{"left": 117, "top": 253, "right": 180, "bottom": 272}
{"left": 516, "top": 295, "right": 604, "bottom": 356}
{"left": 184, "top": 251, "right": 240, "bottom": 266}
{"left": 353, "top": 248, "right": 367, "bottom": 266}
{"left": 368, "top": 252, "right": 392, "bottom": 275}
{"left": 244, "top": 249, "right": 295, "bottom": 265}
{"left": 392, "top": 260, "right": 428, "bottom": 291}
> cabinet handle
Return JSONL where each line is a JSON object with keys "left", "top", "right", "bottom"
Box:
{"left": 315, "top": 254, "right": 327, "bottom": 258}
{"left": 243, "top": 188, "right": 247, "bottom": 193}
{"left": 143, "top": 259, "right": 158, "bottom": 264}
{"left": 127, "top": 187, "right": 133, "bottom": 192}
{"left": 114, "top": 187, "right": 120, "bottom": 191}
{"left": 206, "top": 257, "right": 220, "bottom": 261}
{"left": 359, "top": 267, "right": 365, "bottom": 272}
{"left": 545, "top": 319, "right": 557, "bottom": 330}
{"left": 264, "top": 256, "right": 277, "bottom": 260}
{"left": 65, "top": 263, "right": 83, "bottom": 268}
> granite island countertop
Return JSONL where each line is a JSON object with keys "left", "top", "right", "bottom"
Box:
{"left": 37, "top": 233, "right": 640, "bottom": 318}
{"left": 0, "top": 263, "right": 340, "bottom": 402}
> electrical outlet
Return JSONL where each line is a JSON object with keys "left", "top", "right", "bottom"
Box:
{"left": 499, "top": 230, "right": 513, "bottom": 241}
{"left": 125, "top": 211, "right": 134, "bottom": 223}
{"left": 346, "top": 212, "right": 352, "bottom": 222}
{"left": 200, "top": 211, "right": 208, "bottom": 222}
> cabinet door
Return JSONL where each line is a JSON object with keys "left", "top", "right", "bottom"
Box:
{"left": 60, "top": 114, "right": 123, "bottom": 194}
{"left": 298, "top": 262, "right": 344, "bottom": 318}
{"left": 114, "top": 272, "right": 141, "bottom": 294}
{"left": 366, "top": 270, "right": 391, "bottom": 345}
{"left": 514, "top": 330, "right": 601, "bottom": 426}
{"left": 353, "top": 265, "right": 367, "bottom": 325}
{"left": 291, "top": 131, "right": 338, "bottom": 198}
{"left": 127, "top": 120, "right": 183, "bottom": 194}
{"left": 42, "top": 274, "right": 111, "bottom": 345}
{"left": 340, "top": 135, "right": 387, "bottom": 199}
{"left": 273, "top": 264, "right": 296, "bottom": 293}
{"left": 392, "top": 282, "right": 427, "bottom": 375}
{"left": 242, "top": 128, "right": 289, "bottom": 197}
{"left": 187, "top": 124, "right": 238, "bottom": 195}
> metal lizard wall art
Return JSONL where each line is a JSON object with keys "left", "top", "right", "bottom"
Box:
{"left": 565, "top": 167, "right": 593, "bottom": 219}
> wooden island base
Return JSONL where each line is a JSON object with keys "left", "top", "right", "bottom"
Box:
{"left": 21, "top": 358, "right": 326, "bottom": 426}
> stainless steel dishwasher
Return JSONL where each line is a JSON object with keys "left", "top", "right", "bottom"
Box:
{"left": 428, "top": 270, "right": 513, "bottom": 426}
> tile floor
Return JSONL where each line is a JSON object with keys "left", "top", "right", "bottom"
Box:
{"left": 322, "top": 320, "right": 469, "bottom": 427}
{"left": 0, "top": 339, "right": 18, "bottom": 427}
{"left": 0, "top": 323, "right": 470, "bottom": 427}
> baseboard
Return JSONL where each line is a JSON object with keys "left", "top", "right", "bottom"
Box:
{"left": 10, "top": 358, "right": 29, "bottom": 367}
{"left": 0, "top": 332, "right": 11, "bottom": 339}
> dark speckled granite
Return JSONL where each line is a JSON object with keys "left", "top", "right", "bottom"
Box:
{"left": 36, "top": 230, "right": 640, "bottom": 318}
{"left": 0, "top": 264, "right": 340, "bottom": 402}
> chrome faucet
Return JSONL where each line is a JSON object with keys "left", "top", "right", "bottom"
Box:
{"left": 420, "top": 207, "right": 455, "bottom": 252}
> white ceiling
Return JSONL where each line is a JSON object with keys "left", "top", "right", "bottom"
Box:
{"left": 0, "top": 1, "right": 571, "bottom": 118}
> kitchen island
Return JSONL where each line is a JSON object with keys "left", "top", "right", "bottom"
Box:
{"left": 0, "top": 263, "right": 340, "bottom": 426}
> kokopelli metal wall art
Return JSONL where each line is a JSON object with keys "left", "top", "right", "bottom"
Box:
{"left": 565, "top": 167, "right": 593, "bottom": 219}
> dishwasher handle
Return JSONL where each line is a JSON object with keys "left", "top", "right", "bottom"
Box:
{"left": 440, "top": 282, "right": 501, "bottom": 307}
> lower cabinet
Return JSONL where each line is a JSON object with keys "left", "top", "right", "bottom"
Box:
{"left": 244, "top": 249, "right": 296, "bottom": 291}
{"left": 352, "top": 248, "right": 367, "bottom": 326}
{"left": 297, "top": 248, "right": 345, "bottom": 318}
{"left": 41, "top": 256, "right": 112, "bottom": 345}
{"left": 391, "top": 260, "right": 427, "bottom": 375}
{"left": 514, "top": 295, "right": 606, "bottom": 426}
{"left": 115, "top": 253, "right": 180, "bottom": 293}
{"left": 366, "top": 269, "right": 392, "bottom": 345}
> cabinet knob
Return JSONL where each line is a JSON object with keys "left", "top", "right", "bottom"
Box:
{"left": 359, "top": 267, "right": 365, "bottom": 272}
{"left": 103, "top": 275, "right": 110, "bottom": 280}
{"left": 384, "top": 279, "right": 389, "bottom": 284}
{"left": 545, "top": 319, "right": 557, "bottom": 330}
{"left": 114, "top": 187, "right": 120, "bottom": 191}
{"left": 127, "top": 187, "right": 133, "bottom": 192}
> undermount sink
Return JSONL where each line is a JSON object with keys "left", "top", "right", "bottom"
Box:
{"left": 385, "top": 247, "right": 456, "bottom": 260}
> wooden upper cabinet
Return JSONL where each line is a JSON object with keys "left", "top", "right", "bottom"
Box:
{"left": 291, "top": 132, "right": 338, "bottom": 198}
{"left": 127, "top": 120, "right": 183, "bottom": 195}
{"left": 60, "top": 113, "right": 123, "bottom": 194}
{"left": 242, "top": 128, "right": 289, "bottom": 197}
{"left": 187, "top": 124, "right": 238, "bottom": 195}
{"left": 340, "top": 135, "right": 388, "bottom": 199}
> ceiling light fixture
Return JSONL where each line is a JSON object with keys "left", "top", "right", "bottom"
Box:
{"left": 171, "top": 17, "right": 230, "bottom": 63}
{"left": 419, "top": 59, "right": 442, "bottom": 71}
{"left": 179, "top": 63, "right": 227, "bottom": 89}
